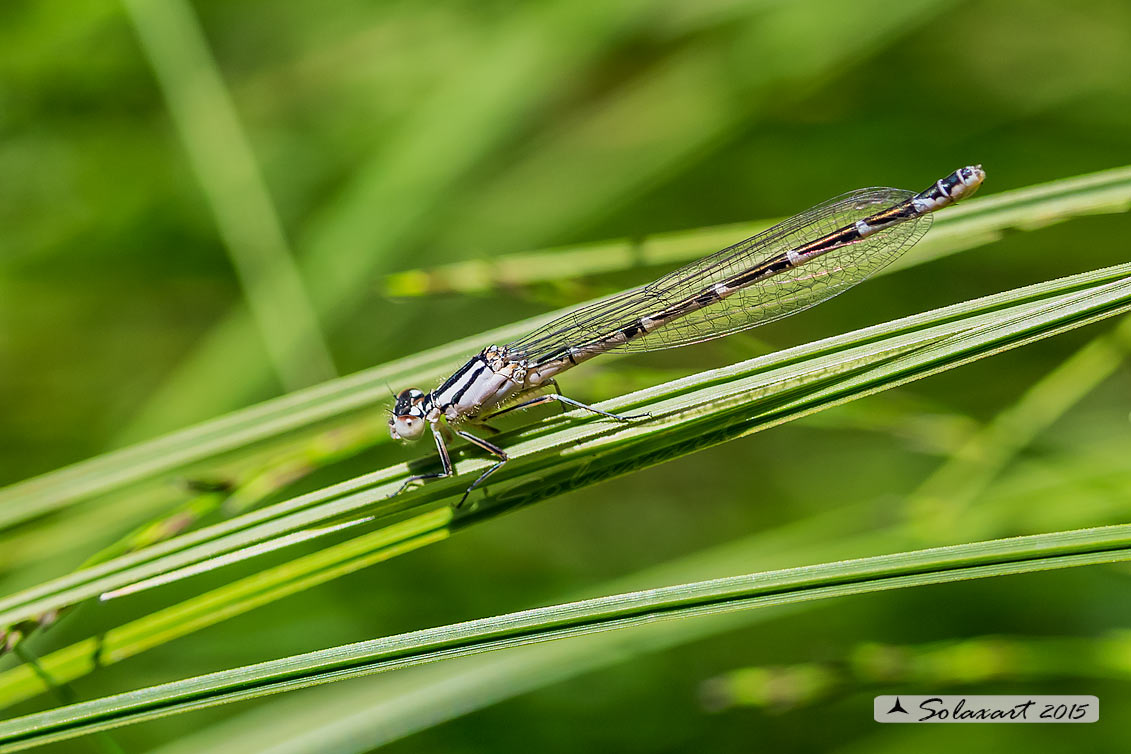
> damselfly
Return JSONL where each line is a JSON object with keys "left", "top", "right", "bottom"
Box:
{"left": 390, "top": 165, "right": 986, "bottom": 506}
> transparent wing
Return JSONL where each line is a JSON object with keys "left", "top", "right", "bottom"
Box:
{"left": 508, "top": 188, "right": 930, "bottom": 362}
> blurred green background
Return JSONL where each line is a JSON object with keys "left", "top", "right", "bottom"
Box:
{"left": 2, "top": 0, "right": 1131, "bottom": 751}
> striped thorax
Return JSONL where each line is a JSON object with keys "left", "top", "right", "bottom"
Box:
{"left": 388, "top": 346, "right": 531, "bottom": 440}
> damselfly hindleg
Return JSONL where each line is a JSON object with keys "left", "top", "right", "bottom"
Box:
{"left": 453, "top": 429, "right": 508, "bottom": 508}
{"left": 486, "top": 391, "right": 650, "bottom": 422}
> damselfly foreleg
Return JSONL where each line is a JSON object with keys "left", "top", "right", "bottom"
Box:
{"left": 393, "top": 423, "right": 455, "bottom": 496}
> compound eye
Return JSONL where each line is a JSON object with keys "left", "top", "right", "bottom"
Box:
{"left": 393, "top": 388, "right": 426, "bottom": 414}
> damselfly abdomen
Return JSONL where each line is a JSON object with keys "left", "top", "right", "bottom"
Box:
{"left": 390, "top": 165, "right": 985, "bottom": 506}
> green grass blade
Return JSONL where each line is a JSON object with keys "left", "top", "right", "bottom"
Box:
{"left": 0, "top": 511, "right": 452, "bottom": 707}
{"left": 3, "top": 523, "right": 1131, "bottom": 751}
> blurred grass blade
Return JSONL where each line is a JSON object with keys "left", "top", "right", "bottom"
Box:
{"left": 904, "top": 312, "right": 1131, "bottom": 537}
{"left": 117, "top": 0, "right": 665, "bottom": 440}
{"left": 425, "top": 0, "right": 947, "bottom": 259}
{"left": 121, "top": 0, "right": 336, "bottom": 389}
{"left": 383, "top": 164, "right": 1131, "bottom": 297}
{"left": 4, "top": 164, "right": 1128, "bottom": 531}
{"left": 3, "top": 523, "right": 1131, "bottom": 750}
{"left": 1, "top": 259, "right": 1130, "bottom": 633}
{"left": 704, "top": 632, "right": 1131, "bottom": 712}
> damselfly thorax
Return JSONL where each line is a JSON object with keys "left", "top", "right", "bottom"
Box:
{"left": 390, "top": 346, "right": 532, "bottom": 430}
{"left": 390, "top": 165, "right": 986, "bottom": 507}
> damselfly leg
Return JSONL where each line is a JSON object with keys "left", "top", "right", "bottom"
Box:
{"left": 393, "top": 422, "right": 454, "bottom": 496}
{"left": 453, "top": 429, "right": 508, "bottom": 508}
{"left": 394, "top": 427, "right": 507, "bottom": 508}
{"left": 395, "top": 389, "right": 642, "bottom": 507}
{"left": 485, "top": 392, "right": 650, "bottom": 423}
{"left": 462, "top": 393, "right": 648, "bottom": 505}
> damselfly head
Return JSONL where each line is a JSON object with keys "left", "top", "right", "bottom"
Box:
{"left": 389, "top": 388, "right": 428, "bottom": 442}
